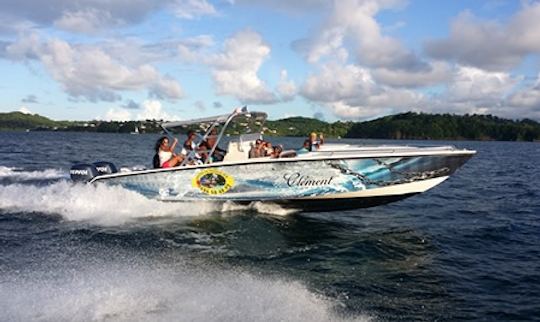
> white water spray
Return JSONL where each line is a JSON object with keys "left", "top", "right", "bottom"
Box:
{"left": 0, "top": 166, "right": 66, "bottom": 181}
{"left": 0, "top": 173, "right": 298, "bottom": 225}
{"left": 1, "top": 258, "right": 370, "bottom": 322}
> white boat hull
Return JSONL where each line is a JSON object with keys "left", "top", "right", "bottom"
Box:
{"left": 90, "top": 149, "right": 474, "bottom": 211}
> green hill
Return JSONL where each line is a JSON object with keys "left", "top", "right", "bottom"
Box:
{"left": 345, "top": 112, "right": 540, "bottom": 141}
{"left": 1, "top": 110, "right": 539, "bottom": 141}
{"left": 265, "top": 117, "right": 352, "bottom": 138}
{"left": 0, "top": 112, "right": 62, "bottom": 130}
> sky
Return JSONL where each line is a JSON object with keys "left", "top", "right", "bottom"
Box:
{"left": 1, "top": 0, "right": 540, "bottom": 122}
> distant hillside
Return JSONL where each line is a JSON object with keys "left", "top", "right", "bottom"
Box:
{"left": 345, "top": 112, "right": 540, "bottom": 141}
{"left": 0, "top": 111, "right": 162, "bottom": 133}
{"left": 1, "top": 110, "right": 539, "bottom": 141}
{"left": 265, "top": 117, "right": 352, "bottom": 138}
{"left": 0, "top": 112, "right": 64, "bottom": 130}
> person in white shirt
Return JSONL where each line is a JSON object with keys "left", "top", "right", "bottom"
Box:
{"left": 155, "top": 137, "right": 184, "bottom": 168}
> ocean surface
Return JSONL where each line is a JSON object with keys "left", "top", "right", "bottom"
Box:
{"left": 0, "top": 131, "right": 539, "bottom": 321}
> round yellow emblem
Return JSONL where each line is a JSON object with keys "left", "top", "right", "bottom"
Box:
{"left": 192, "top": 169, "right": 234, "bottom": 195}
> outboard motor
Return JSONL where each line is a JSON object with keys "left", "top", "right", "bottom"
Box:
{"left": 92, "top": 161, "right": 118, "bottom": 175}
{"left": 70, "top": 164, "right": 99, "bottom": 183}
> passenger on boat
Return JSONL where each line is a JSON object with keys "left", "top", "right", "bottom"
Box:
{"left": 308, "top": 132, "right": 324, "bottom": 151}
{"left": 183, "top": 130, "right": 208, "bottom": 161}
{"left": 297, "top": 139, "right": 311, "bottom": 154}
{"left": 249, "top": 139, "right": 264, "bottom": 158}
{"left": 183, "top": 130, "right": 197, "bottom": 151}
{"left": 270, "top": 145, "right": 283, "bottom": 158}
{"left": 154, "top": 136, "right": 184, "bottom": 168}
{"left": 262, "top": 141, "right": 273, "bottom": 157}
{"left": 202, "top": 128, "right": 227, "bottom": 162}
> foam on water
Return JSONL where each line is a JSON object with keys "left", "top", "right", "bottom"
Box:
{"left": 0, "top": 181, "right": 229, "bottom": 225}
{"left": 0, "top": 166, "right": 66, "bottom": 181}
{"left": 222, "top": 200, "right": 299, "bottom": 217}
{"left": 0, "top": 180, "right": 297, "bottom": 225}
{"left": 0, "top": 258, "right": 370, "bottom": 322}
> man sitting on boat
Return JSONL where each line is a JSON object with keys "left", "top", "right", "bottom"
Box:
{"left": 262, "top": 141, "right": 273, "bottom": 157}
{"left": 201, "top": 128, "right": 227, "bottom": 162}
{"left": 297, "top": 139, "right": 311, "bottom": 154}
{"left": 249, "top": 139, "right": 264, "bottom": 158}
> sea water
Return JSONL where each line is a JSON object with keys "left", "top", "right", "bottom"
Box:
{"left": 0, "top": 131, "right": 539, "bottom": 321}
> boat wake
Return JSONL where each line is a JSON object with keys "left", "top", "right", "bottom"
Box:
{"left": 0, "top": 168, "right": 298, "bottom": 225}
{"left": 0, "top": 254, "right": 370, "bottom": 322}
{"left": 0, "top": 166, "right": 66, "bottom": 182}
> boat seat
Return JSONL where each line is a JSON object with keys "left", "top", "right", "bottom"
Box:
{"left": 224, "top": 141, "right": 250, "bottom": 162}
{"left": 223, "top": 133, "right": 261, "bottom": 162}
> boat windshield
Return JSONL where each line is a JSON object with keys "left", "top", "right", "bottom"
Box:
{"left": 161, "top": 107, "right": 267, "bottom": 165}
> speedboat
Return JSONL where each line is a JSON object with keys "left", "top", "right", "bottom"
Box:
{"left": 70, "top": 107, "right": 476, "bottom": 211}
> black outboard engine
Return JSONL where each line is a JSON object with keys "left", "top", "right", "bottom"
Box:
{"left": 70, "top": 164, "right": 99, "bottom": 183}
{"left": 92, "top": 161, "right": 118, "bottom": 175}
{"left": 70, "top": 161, "right": 117, "bottom": 183}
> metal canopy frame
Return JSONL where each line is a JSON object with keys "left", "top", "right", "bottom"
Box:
{"left": 160, "top": 106, "right": 267, "bottom": 165}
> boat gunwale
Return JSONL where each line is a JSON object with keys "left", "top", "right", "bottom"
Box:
{"left": 89, "top": 148, "right": 476, "bottom": 183}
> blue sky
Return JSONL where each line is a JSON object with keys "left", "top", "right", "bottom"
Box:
{"left": 1, "top": 0, "right": 540, "bottom": 121}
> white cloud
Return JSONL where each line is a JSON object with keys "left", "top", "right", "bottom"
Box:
{"left": 371, "top": 62, "right": 451, "bottom": 88}
{"left": 419, "top": 66, "right": 530, "bottom": 118}
{"left": 0, "top": 0, "right": 217, "bottom": 34}
{"left": 209, "top": 29, "right": 278, "bottom": 104}
{"left": 301, "top": 63, "right": 423, "bottom": 119}
{"left": 2, "top": 0, "right": 540, "bottom": 121}
{"left": 18, "top": 106, "right": 32, "bottom": 114}
{"left": 230, "top": 0, "right": 330, "bottom": 13}
{"left": 508, "top": 74, "right": 540, "bottom": 110}
{"left": 103, "top": 100, "right": 178, "bottom": 121}
{"left": 325, "top": 101, "right": 394, "bottom": 120}
{"left": 303, "top": 0, "right": 423, "bottom": 70}
{"left": 136, "top": 100, "right": 178, "bottom": 121}
{"left": 0, "top": 0, "right": 156, "bottom": 33}
{"left": 21, "top": 94, "right": 38, "bottom": 103}
{"left": 302, "top": 63, "right": 375, "bottom": 104}
{"left": 276, "top": 70, "right": 296, "bottom": 101}
{"left": 446, "top": 66, "right": 519, "bottom": 103}
{"left": 425, "top": 3, "right": 540, "bottom": 71}
{"left": 172, "top": 0, "right": 217, "bottom": 19}
{"left": 304, "top": 26, "right": 348, "bottom": 64}
{"left": 180, "top": 35, "right": 215, "bottom": 49}
{"left": 150, "top": 77, "right": 184, "bottom": 100}
{"left": 6, "top": 34, "right": 183, "bottom": 102}
{"left": 296, "top": 0, "right": 446, "bottom": 90}
{"left": 105, "top": 108, "right": 132, "bottom": 121}
{"left": 178, "top": 30, "right": 296, "bottom": 104}
{"left": 334, "top": 0, "right": 420, "bottom": 69}
{"left": 53, "top": 9, "right": 119, "bottom": 34}
{"left": 294, "top": 0, "right": 540, "bottom": 119}
{"left": 194, "top": 100, "right": 206, "bottom": 111}
{"left": 122, "top": 99, "right": 140, "bottom": 109}
{"left": 177, "top": 35, "right": 215, "bottom": 62}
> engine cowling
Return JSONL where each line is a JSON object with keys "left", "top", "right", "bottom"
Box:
{"left": 70, "top": 164, "right": 99, "bottom": 182}
{"left": 92, "top": 161, "right": 118, "bottom": 175}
